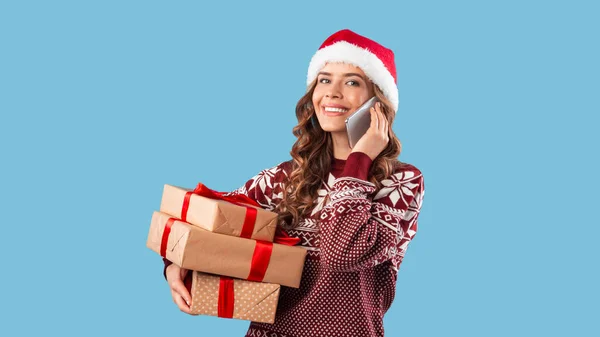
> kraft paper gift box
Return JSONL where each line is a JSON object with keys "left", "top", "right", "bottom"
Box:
{"left": 184, "top": 271, "right": 280, "bottom": 324}
{"left": 147, "top": 211, "right": 307, "bottom": 288}
{"left": 159, "top": 183, "right": 278, "bottom": 242}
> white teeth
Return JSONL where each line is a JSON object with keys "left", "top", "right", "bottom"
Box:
{"left": 324, "top": 107, "right": 348, "bottom": 113}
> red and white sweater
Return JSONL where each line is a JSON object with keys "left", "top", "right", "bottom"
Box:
{"left": 164, "top": 152, "right": 424, "bottom": 337}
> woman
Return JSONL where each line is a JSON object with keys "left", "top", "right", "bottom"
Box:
{"left": 164, "top": 29, "right": 425, "bottom": 337}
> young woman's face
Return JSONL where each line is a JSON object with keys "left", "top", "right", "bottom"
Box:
{"left": 312, "top": 62, "right": 375, "bottom": 133}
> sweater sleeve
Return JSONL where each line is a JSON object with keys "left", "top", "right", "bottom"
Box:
{"left": 162, "top": 162, "right": 289, "bottom": 279}
{"left": 318, "top": 152, "right": 425, "bottom": 273}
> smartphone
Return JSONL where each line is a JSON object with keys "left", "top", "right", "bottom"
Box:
{"left": 345, "top": 96, "right": 380, "bottom": 148}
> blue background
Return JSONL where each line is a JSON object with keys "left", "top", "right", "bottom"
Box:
{"left": 1, "top": 0, "right": 598, "bottom": 336}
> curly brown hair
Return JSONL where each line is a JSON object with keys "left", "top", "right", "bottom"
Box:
{"left": 274, "top": 79, "right": 404, "bottom": 229}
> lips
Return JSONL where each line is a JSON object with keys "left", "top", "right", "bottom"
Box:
{"left": 321, "top": 104, "right": 350, "bottom": 117}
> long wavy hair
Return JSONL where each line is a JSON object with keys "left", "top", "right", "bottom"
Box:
{"left": 274, "top": 79, "right": 404, "bottom": 229}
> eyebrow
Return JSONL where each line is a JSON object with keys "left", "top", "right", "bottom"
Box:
{"left": 318, "top": 71, "right": 367, "bottom": 82}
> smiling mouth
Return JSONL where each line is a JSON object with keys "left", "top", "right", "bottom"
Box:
{"left": 323, "top": 107, "right": 349, "bottom": 113}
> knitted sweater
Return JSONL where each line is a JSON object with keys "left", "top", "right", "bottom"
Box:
{"left": 164, "top": 152, "right": 425, "bottom": 337}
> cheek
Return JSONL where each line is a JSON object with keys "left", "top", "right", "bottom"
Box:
{"left": 312, "top": 91, "right": 323, "bottom": 109}
{"left": 347, "top": 93, "right": 365, "bottom": 107}
{"left": 352, "top": 90, "right": 372, "bottom": 106}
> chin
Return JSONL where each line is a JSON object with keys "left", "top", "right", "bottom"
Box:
{"left": 319, "top": 124, "right": 346, "bottom": 133}
{"left": 317, "top": 117, "right": 346, "bottom": 132}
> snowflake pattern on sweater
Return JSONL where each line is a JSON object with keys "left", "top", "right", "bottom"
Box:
{"left": 220, "top": 152, "right": 425, "bottom": 337}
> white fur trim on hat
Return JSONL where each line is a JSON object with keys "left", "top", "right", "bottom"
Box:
{"left": 306, "top": 41, "right": 399, "bottom": 112}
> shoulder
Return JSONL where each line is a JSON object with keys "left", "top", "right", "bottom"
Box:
{"left": 278, "top": 159, "right": 294, "bottom": 176}
{"left": 251, "top": 159, "right": 293, "bottom": 184}
{"left": 372, "top": 161, "right": 424, "bottom": 210}
{"left": 234, "top": 159, "right": 293, "bottom": 209}
{"left": 391, "top": 161, "right": 424, "bottom": 183}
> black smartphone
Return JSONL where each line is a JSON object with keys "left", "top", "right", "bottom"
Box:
{"left": 345, "top": 97, "right": 379, "bottom": 148}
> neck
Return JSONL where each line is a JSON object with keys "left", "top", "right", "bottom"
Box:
{"left": 330, "top": 131, "right": 352, "bottom": 160}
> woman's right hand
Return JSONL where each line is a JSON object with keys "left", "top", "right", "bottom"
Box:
{"left": 351, "top": 102, "right": 390, "bottom": 161}
{"left": 165, "top": 263, "right": 194, "bottom": 314}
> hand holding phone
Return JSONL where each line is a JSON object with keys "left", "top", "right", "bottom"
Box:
{"left": 346, "top": 97, "right": 390, "bottom": 160}
{"left": 345, "top": 97, "right": 380, "bottom": 148}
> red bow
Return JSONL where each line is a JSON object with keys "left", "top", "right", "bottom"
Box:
{"left": 181, "top": 183, "right": 259, "bottom": 239}
{"left": 182, "top": 183, "right": 300, "bottom": 245}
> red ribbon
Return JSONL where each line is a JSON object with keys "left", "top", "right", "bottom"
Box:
{"left": 184, "top": 272, "right": 235, "bottom": 319}
{"left": 247, "top": 240, "right": 274, "bottom": 282}
{"left": 218, "top": 276, "right": 235, "bottom": 318}
{"left": 181, "top": 183, "right": 260, "bottom": 239}
{"left": 160, "top": 217, "right": 178, "bottom": 258}
{"left": 274, "top": 227, "right": 301, "bottom": 246}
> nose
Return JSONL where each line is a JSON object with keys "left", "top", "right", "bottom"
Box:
{"left": 325, "top": 82, "right": 342, "bottom": 99}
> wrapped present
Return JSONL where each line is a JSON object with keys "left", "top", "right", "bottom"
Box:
{"left": 184, "top": 271, "right": 280, "bottom": 324}
{"left": 147, "top": 211, "right": 306, "bottom": 288}
{"left": 160, "top": 183, "right": 277, "bottom": 242}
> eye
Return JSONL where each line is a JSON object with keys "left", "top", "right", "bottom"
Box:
{"left": 319, "top": 78, "right": 331, "bottom": 84}
{"left": 346, "top": 80, "right": 360, "bottom": 86}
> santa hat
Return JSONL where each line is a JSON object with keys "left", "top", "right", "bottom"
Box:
{"left": 306, "top": 29, "right": 399, "bottom": 112}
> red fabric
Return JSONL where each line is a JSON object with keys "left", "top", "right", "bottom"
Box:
{"left": 246, "top": 240, "right": 273, "bottom": 282}
{"left": 240, "top": 153, "right": 423, "bottom": 337}
{"left": 273, "top": 227, "right": 301, "bottom": 246}
{"left": 340, "top": 151, "right": 373, "bottom": 181}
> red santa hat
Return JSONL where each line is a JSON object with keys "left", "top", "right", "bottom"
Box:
{"left": 307, "top": 29, "right": 399, "bottom": 112}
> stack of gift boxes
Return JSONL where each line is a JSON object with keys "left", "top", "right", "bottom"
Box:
{"left": 146, "top": 183, "right": 307, "bottom": 323}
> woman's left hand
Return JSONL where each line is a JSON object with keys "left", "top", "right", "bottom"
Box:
{"left": 351, "top": 102, "right": 390, "bottom": 160}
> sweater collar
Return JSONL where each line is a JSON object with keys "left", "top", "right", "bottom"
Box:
{"left": 332, "top": 157, "right": 346, "bottom": 170}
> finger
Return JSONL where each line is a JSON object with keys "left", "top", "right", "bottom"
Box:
{"left": 172, "top": 291, "right": 194, "bottom": 314}
{"left": 170, "top": 278, "right": 192, "bottom": 307}
{"left": 381, "top": 109, "right": 388, "bottom": 136}
{"left": 370, "top": 107, "right": 379, "bottom": 130}
{"left": 376, "top": 102, "right": 385, "bottom": 134}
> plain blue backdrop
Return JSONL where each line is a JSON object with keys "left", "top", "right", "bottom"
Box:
{"left": 1, "top": 0, "right": 598, "bottom": 336}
